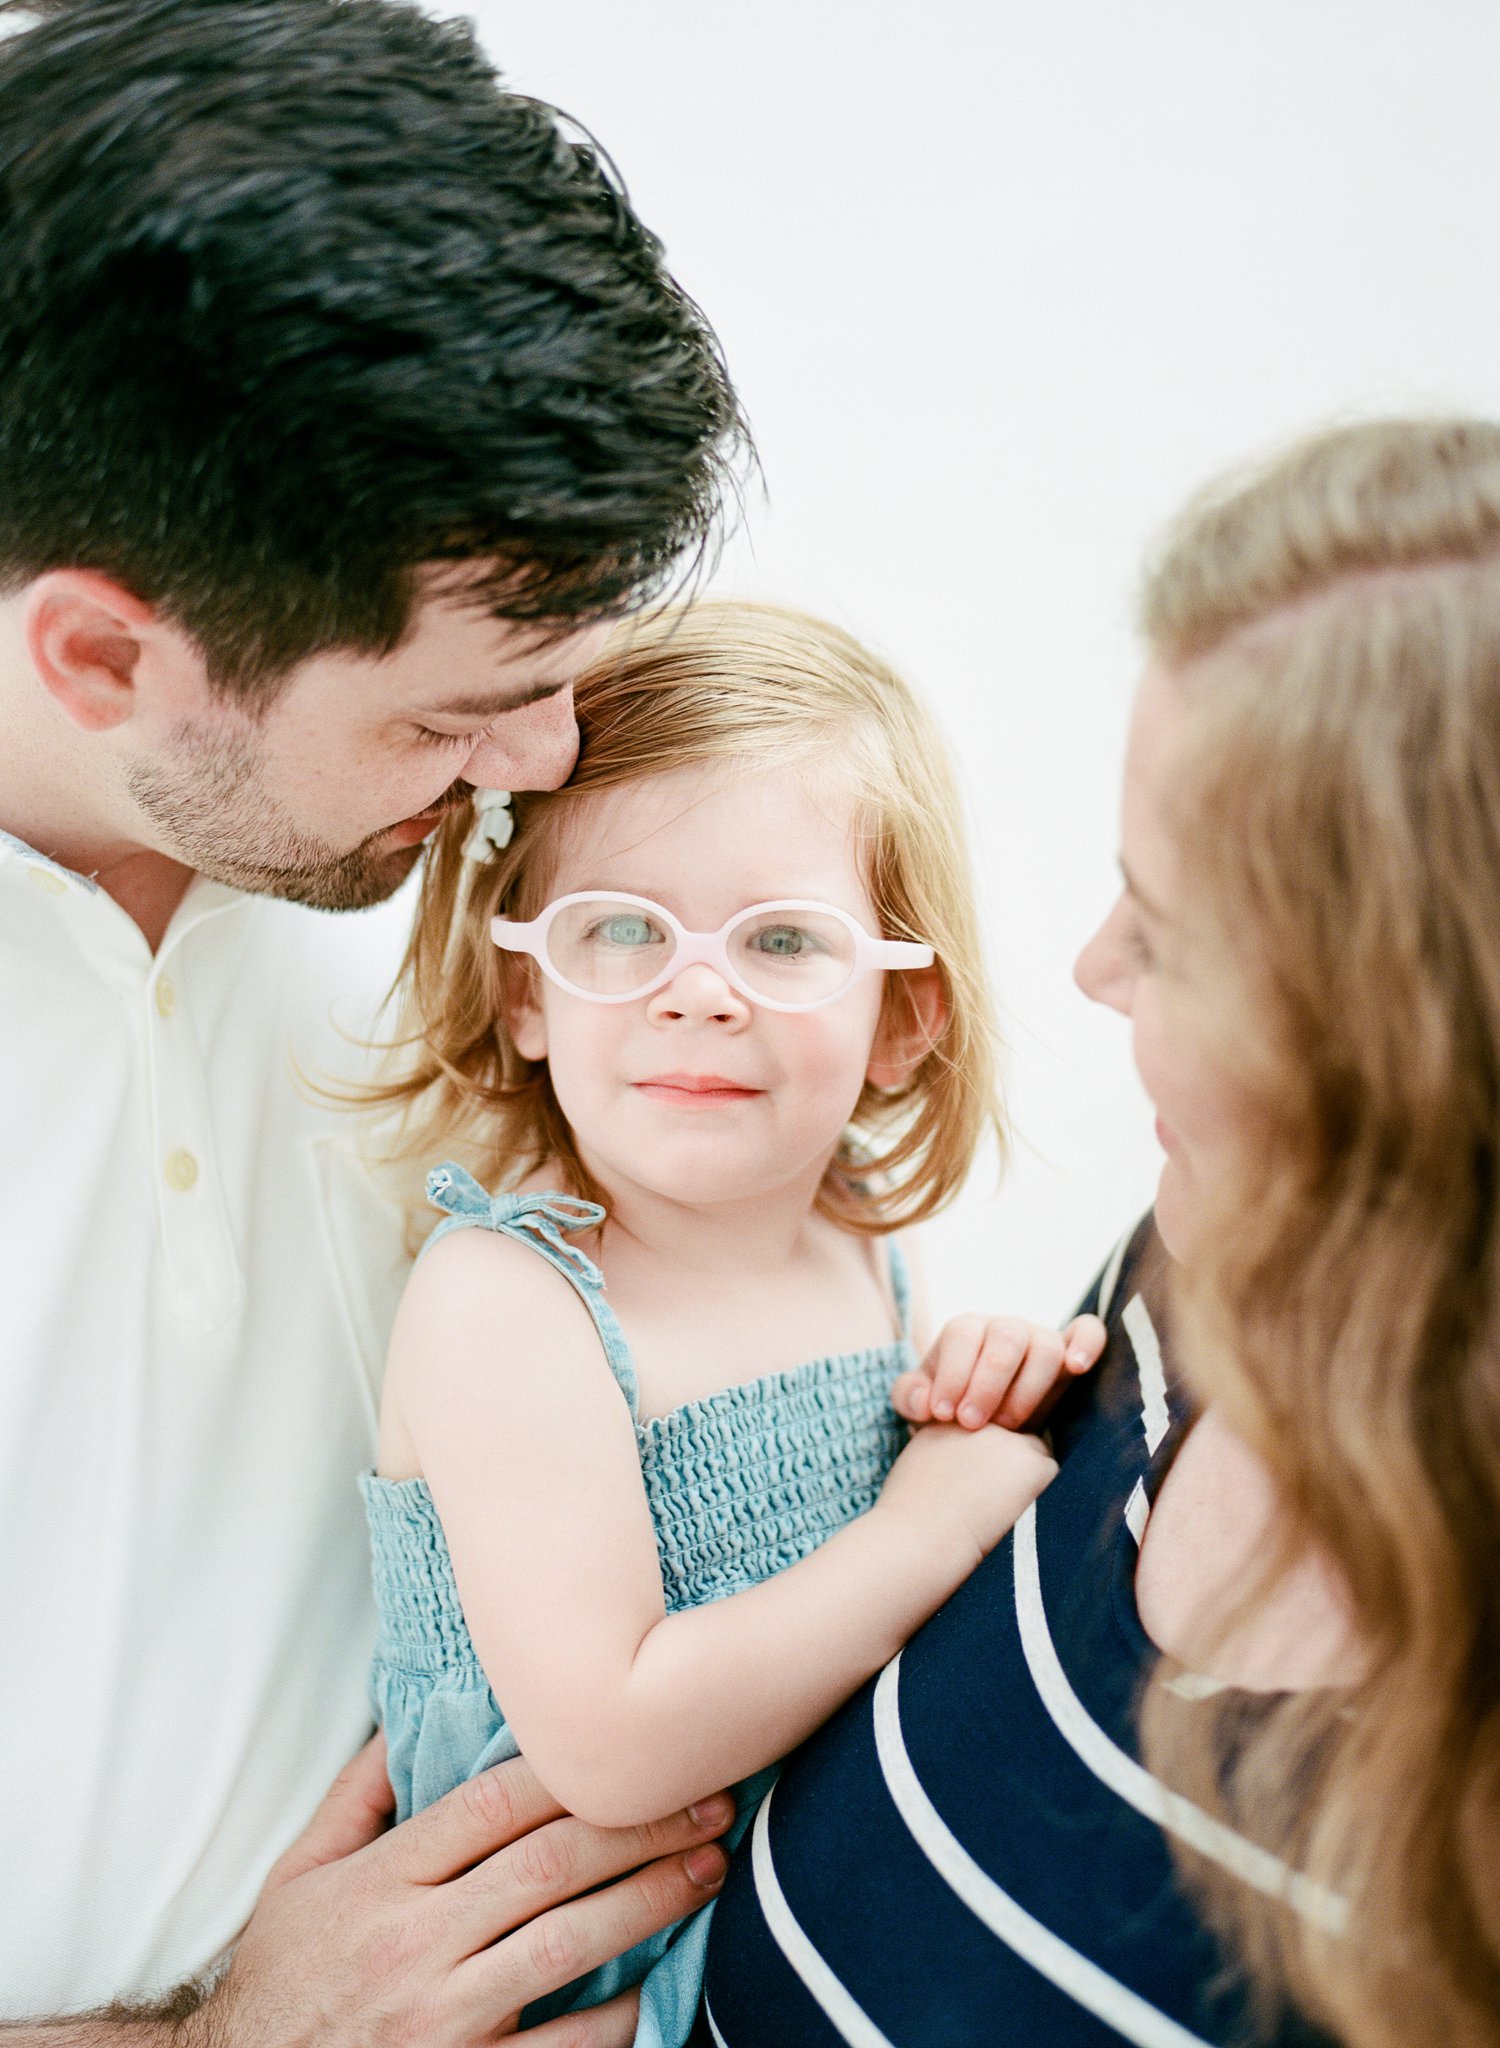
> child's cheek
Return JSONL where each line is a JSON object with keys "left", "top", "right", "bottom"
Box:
{"left": 785, "top": 1015, "right": 881, "bottom": 1122}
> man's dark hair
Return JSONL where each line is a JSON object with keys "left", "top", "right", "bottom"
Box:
{"left": 0, "top": 0, "right": 747, "bottom": 699}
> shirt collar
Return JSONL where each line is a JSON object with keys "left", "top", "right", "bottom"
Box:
{"left": 0, "top": 827, "right": 100, "bottom": 891}
{"left": 0, "top": 826, "right": 254, "bottom": 967}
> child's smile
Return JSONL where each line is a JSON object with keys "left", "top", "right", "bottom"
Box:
{"left": 631, "top": 1072, "right": 766, "bottom": 1105}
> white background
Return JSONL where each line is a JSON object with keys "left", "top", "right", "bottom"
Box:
{"left": 459, "top": 0, "right": 1500, "bottom": 1321}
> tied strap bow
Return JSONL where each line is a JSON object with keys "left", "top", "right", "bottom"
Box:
{"left": 424, "top": 1163, "right": 606, "bottom": 1286}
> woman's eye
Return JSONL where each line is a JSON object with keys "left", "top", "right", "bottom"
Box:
{"left": 415, "top": 726, "right": 475, "bottom": 750}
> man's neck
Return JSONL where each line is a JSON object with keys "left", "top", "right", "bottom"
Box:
{"left": 0, "top": 693, "right": 198, "bottom": 950}
{"left": 90, "top": 847, "right": 198, "bottom": 953}
{"left": 2, "top": 793, "right": 196, "bottom": 952}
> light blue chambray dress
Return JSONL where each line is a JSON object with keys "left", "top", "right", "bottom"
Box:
{"left": 359, "top": 1163, "right": 913, "bottom": 2047}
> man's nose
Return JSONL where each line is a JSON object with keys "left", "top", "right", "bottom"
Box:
{"left": 465, "top": 690, "right": 580, "bottom": 794}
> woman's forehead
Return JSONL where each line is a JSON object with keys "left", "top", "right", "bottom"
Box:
{"left": 1120, "top": 663, "right": 1190, "bottom": 903}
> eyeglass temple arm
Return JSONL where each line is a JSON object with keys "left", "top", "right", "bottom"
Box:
{"left": 874, "top": 940, "right": 935, "bottom": 969}
{"left": 490, "top": 914, "right": 543, "bottom": 954}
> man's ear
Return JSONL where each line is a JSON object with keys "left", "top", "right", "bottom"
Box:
{"left": 866, "top": 966, "right": 947, "bottom": 1089}
{"left": 24, "top": 570, "right": 157, "bottom": 733}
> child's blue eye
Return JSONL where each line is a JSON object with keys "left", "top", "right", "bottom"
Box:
{"left": 594, "top": 914, "right": 659, "bottom": 948}
{"left": 750, "top": 924, "right": 819, "bottom": 958}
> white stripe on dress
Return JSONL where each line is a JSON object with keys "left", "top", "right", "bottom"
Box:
{"left": 873, "top": 1660, "right": 1215, "bottom": 2048}
{"left": 1124, "top": 1476, "right": 1151, "bottom": 1546}
{"left": 1011, "top": 1502, "right": 1348, "bottom": 1933}
{"left": 702, "top": 1993, "right": 731, "bottom": 2047}
{"left": 749, "top": 1782, "right": 897, "bottom": 2047}
{"left": 1123, "top": 1294, "right": 1171, "bottom": 1455}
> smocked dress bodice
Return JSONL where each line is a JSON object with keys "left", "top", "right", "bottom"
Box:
{"left": 359, "top": 1163, "right": 914, "bottom": 2044}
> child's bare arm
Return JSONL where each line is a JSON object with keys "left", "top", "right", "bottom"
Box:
{"left": 391, "top": 1231, "right": 1055, "bottom": 1832}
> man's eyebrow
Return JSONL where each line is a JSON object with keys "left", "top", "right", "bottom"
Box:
{"left": 417, "top": 676, "right": 571, "bottom": 721}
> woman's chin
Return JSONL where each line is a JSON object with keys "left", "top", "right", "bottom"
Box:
{"left": 1151, "top": 1157, "right": 1198, "bottom": 1266}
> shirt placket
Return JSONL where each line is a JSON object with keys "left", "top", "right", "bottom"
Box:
{"left": 145, "top": 897, "right": 246, "bottom": 1331}
{"left": 27, "top": 857, "right": 248, "bottom": 1333}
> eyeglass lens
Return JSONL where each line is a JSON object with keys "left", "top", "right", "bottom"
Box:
{"left": 544, "top": 900, "right": 858, "bottom": 1005}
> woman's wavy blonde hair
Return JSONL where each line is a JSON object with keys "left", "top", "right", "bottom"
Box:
{"left": 365, "top": 599, "right": 1003, "bottom": 1240}
{"left": 1139, "top": 419, "right": 1500, "bottom": 2047}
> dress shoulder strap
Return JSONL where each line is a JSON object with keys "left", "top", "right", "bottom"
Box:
{"left": 885, "top": 1234, "right": 914, "bottom": 1342}
{"left": 419, "top": 1162, "right": 640, "bottom": 1417}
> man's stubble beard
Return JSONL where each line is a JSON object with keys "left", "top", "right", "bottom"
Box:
{"left": 126, "top": 719, "right": 429, "bottom": 911}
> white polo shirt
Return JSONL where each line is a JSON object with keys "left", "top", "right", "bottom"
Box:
{"left": 0, "top": 830, "right": 413, "bottom": 2017}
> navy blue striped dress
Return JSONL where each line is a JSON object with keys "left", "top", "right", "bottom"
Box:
{"left": 693, "top": 1218, "right": 1337, "bottom": 2047}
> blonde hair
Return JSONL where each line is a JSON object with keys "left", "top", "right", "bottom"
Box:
{"left": 1139, "top": 419, "right": 1500, "bottom": 2045}
{"left": 366, "top": 599, "right": 1003, "bottom": 1239}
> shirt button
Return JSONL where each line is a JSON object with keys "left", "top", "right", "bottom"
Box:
{"left": 154, "top": 976, "right": 177, "bottom": 1019}
{"left": 164, "top": 1148, "right": 199, "bottom": 1192}
{"left": 26, "top": 866, "right": 66, "bottom": 897}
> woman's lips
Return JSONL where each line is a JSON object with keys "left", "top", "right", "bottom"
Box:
{"left": 633, "top": 1074, "right": 763, "bottom": 1103}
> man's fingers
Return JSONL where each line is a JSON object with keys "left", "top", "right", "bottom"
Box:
{"left": 265, "top": 1731, "right": 395, "bottom": 1891}
{"left": 519, "top": 1985, "right": 642, "bottom": 2046}
{"left": 455, "top": 1843, "right": 728, "bottom": 2027}
{"left": 448, "top": 1795, "right": 736, "bottom": 1959}
{"left": 383, "top": 1753, "right": 566, "bottom": 1886}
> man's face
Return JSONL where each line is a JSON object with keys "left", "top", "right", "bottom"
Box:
{"left": 127, "top": 585, "right": 602, "bottom": 910}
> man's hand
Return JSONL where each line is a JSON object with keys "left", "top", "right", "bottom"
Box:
{"left": 185, "top": 1734, "right": 731, "bottom": 2047}
{"left": 891, "top": 1311, "right": 1106, "bottom": 1432}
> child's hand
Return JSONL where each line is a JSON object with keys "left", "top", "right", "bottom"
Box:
{"left": 876, "top": 1419, "right": 1058, "bottom": 1564}
{"left": 891, "top": 1311, "right": 1107, "bottom": 1432}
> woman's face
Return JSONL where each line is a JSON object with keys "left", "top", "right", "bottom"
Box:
{"left": 1073, "top": 662, "right": 1249, "bottom": 1264}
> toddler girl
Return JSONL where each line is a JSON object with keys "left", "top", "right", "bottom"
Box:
{"left": 360, "top": 601, "right": 1102, "bottom": 2042}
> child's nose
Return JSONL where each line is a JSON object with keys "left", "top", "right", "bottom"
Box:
{"left": 646, "top": 961, "right": 750, "bottom": 1027}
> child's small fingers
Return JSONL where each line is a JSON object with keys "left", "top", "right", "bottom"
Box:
{"left": 1063, "top": 1313, "right": 1108, "bottom": 1370}
{"left": 890, "top": 1371, "right": 931, "bottom": 1422}
{"left": 925, "top": 1316, "right": 988, "bottom": 1422}
{"left": 953, "top": 1354, "right": 1019, "bottom": 1428}
{"left": 996, "top": 1331, "right": 1068, "bottom": 1427}
{"left": 952, "top": 1320, "right": 1031, "bottom": 1426}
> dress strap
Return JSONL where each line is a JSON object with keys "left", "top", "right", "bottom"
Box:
{"left": 420, "top": 1162, "right": 640, "bottom": 1416}
{"left": 886, "top": 1234, "right": 914, "bottom": 1342}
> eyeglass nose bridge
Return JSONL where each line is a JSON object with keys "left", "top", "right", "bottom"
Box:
{"left": 646, "top": 929, "right": 754, "bottom": 1009}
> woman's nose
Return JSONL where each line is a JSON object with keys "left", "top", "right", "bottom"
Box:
{"left": 646, "top": 961, "right": 750, "bottom": 1027}
{"left": 1074, "top": 897, "right": 1131, "bottom": 1015}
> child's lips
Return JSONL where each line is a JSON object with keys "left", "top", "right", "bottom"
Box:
{"left": 633, "top": 1073, "right": 764, "bottom": 1103}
